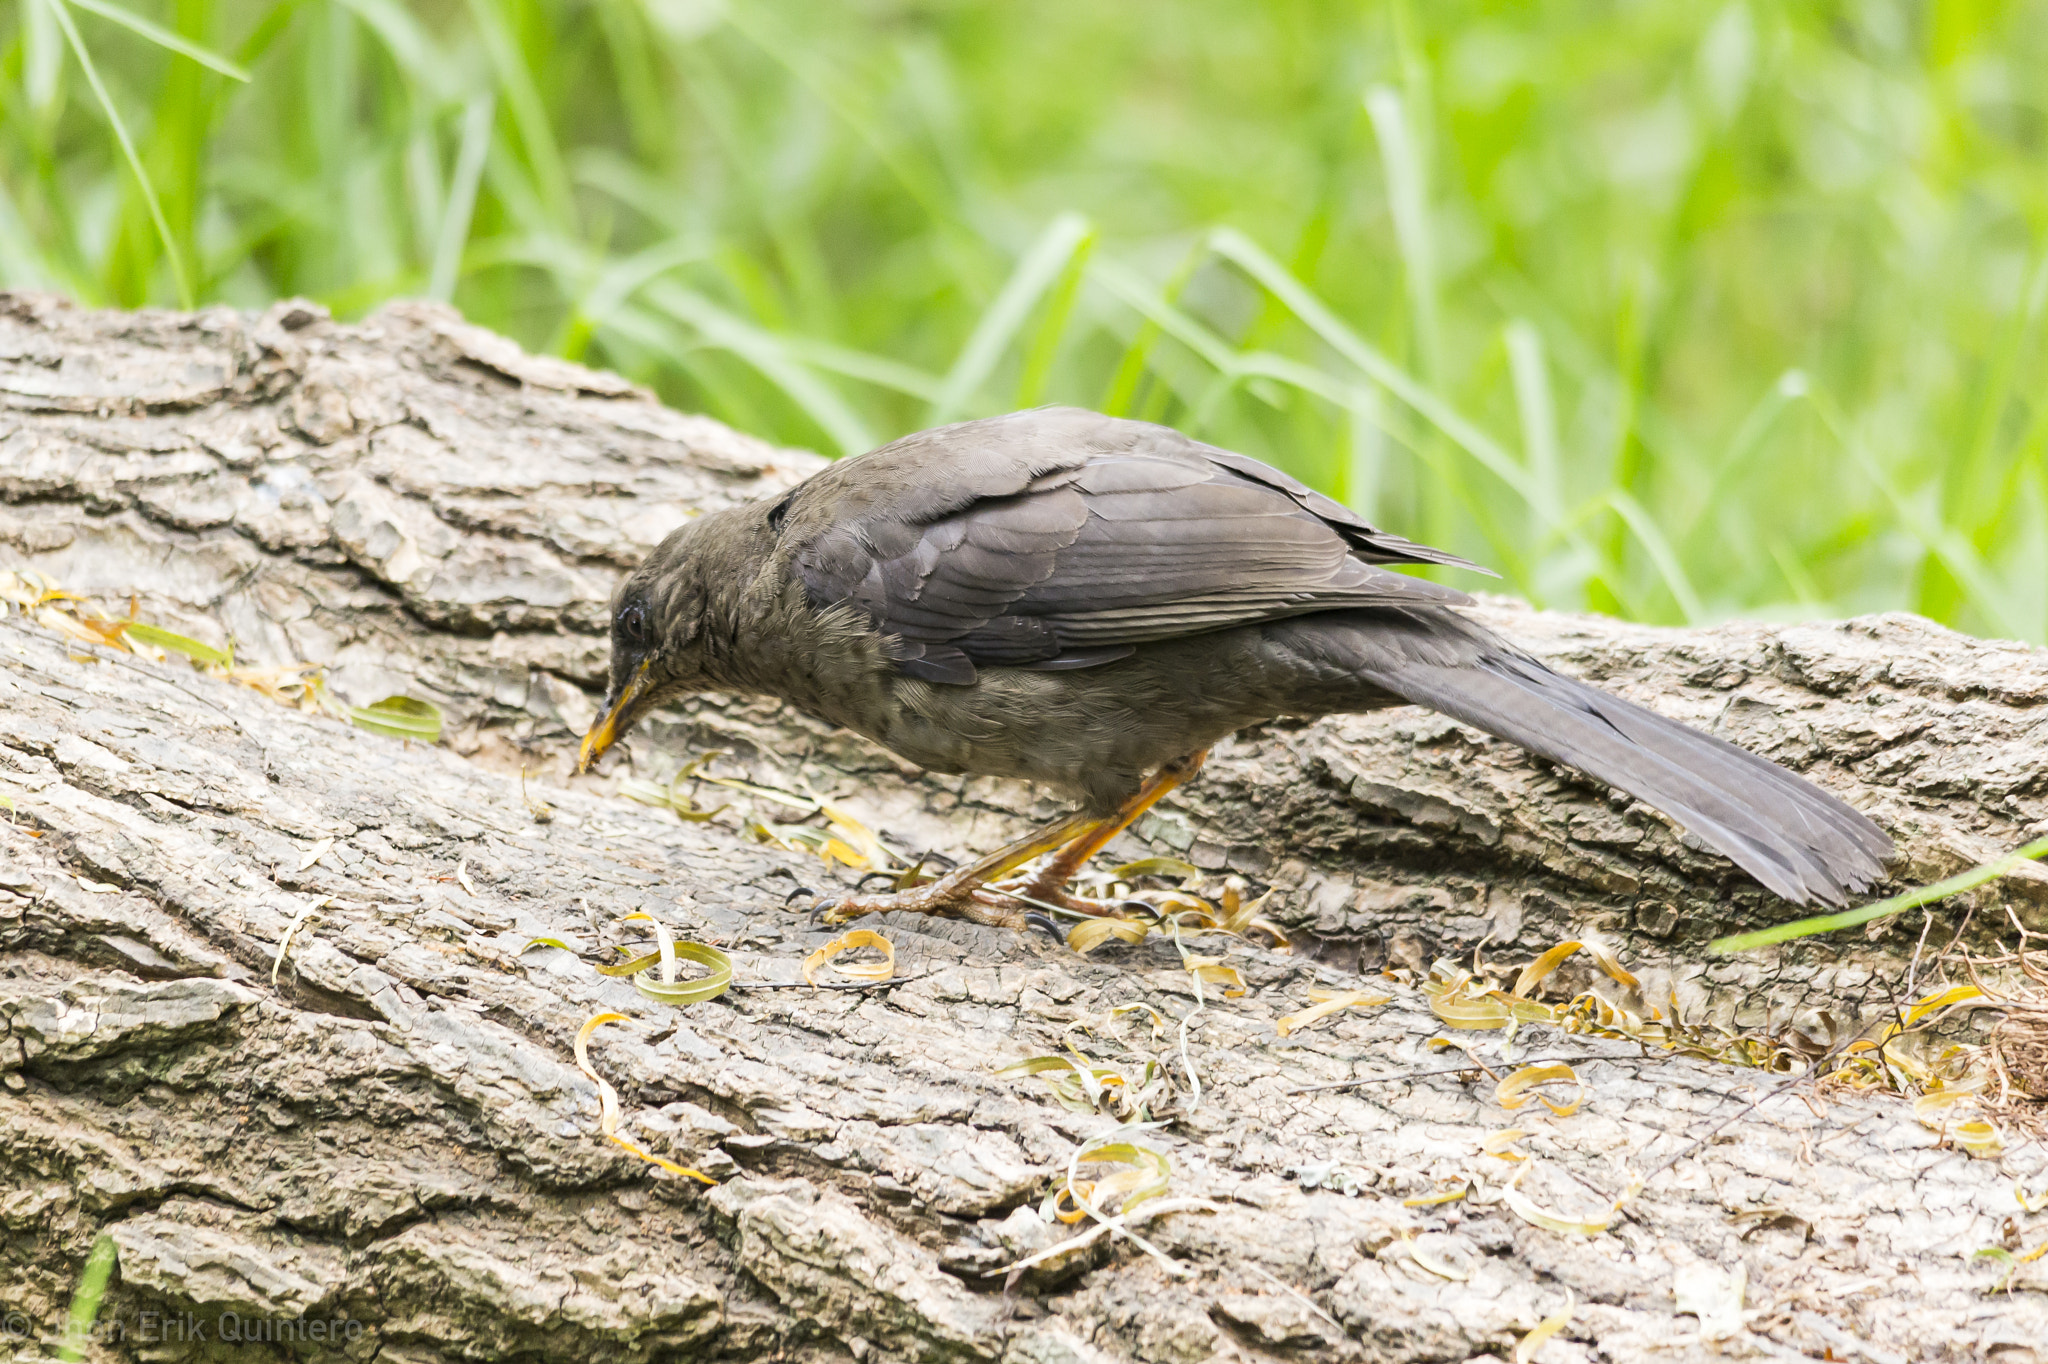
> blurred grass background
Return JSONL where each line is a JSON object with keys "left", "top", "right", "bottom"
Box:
{"left": 2, "top": 0, "right": 2044, "bottom": 641}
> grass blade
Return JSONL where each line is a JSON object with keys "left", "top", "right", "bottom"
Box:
{"left": 1016, "top": 222, "right": 1097, "bottom": 407}
{"left": 49, "top": 0, "right": 194, "bottom": 307}
{"left": 65, "top": 0, "right": 249, "bottom": 81}
{"left": 1712, "top": 836, "right": 2048, "bottom": 954}
{"left": 929, "top": 212, "right": 1092, "bottom": 424}
{"left": 465, "top": 0, "right": 573, "bottom": 227}
{"left": 1341, "top": 386, "right": 1387, "bottom": 516}
{"left": 347, "top": 695, "right": 444, "bottom": 743}
{"left": 773, "top": 336, "right": 943, "bottom": 403}
{"left": 337, "top": 0, "right": 456, "bottom": 101}
{"left": 1505, "top": 319, "right": 1564, "bottom": 541}
{"left": 1605, "top": 489, "right": 1703, "bottom": 622}
{"left": 24, "top": 0, "right": 65, "bottom": 115}
{"left": 123, "top": 621, "right": 232, "bottom": 667}
{"left": 1099, "top": 238, "right": 1209, "bottom": 416}
{"left": 1364, "top": 84, "right": 1440, "bottom": 379}
{"left": 642, "top": 284, "right": 876, "bottom": 454}
{"left": 430, "top": 93, "right": 496, "bottom": 302}
{"left": 1208, "top": 227, "right": 1534, "bottom": 501}
{"left": 0, "top": 175, "right": 60, "bottom": 291}
{"left": 1686, "top": 369, "right": 1809, "bottom": 541}
{"left": 54, "top": 1234, "right": 117, "bottom": 1364}
{"left": 1811, "top": 390, "right": 2027, "bottom": 640}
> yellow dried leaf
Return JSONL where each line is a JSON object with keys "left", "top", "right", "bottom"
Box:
{"left": 744, "top": 818, "right": 800, "bottom": 851}
{"left": 617, "top": 776, "right": 724, "bottom": 821}
{"left": 1155, "top": 899, "right": 1222, "bottom": 930}
{"left": 1051, "top": 1182, "right": 1096, "bottom": 1224}
{"left": 1496, "top": 1063, "right": 1585, "bottom": 1117}
{"left": 1579, "top": 940, "right": 1641, "bottom": 990}
{"left": 1219, "top": 886, "right": 1280, "bottom": 935}
{"left": 1902, "top": 984, "right": 1985, "bottom": 1027}
{"left": 598, "top": 948, "right": 663, "bottom": 977}
{"left": 705, "top": 775, "right": 821, "bottom": 812}
{"left": 1183, "top": 954, "right": 1246, "bottom": 999}
{"left": 1068, "top": 917, "right": 1149, "bottom": 952}
{"left": 1106, "top": 856, "right": 1201, "bottom": 881}
{"left": 1514, "top": 1290, "right": 1575, "bottom": 1364}
{"left": 270, "top": 896, "right": 329, "bottom": 986}
{"left": 818, "top": 837, "right": 867, "bottom": 868}
{"left": 574, "top": 1013, "right": 718, "bottom": 1185}
{"left": 1402, "top": 1181, "right": 1469, "bottom": 1208}
{"left": 1500, "top": 1164, "right": 1635, "bottom": 1236}
{"left": 1511, "top": 942, "right": 1583, "bottom": 998}
{"left": 1408, "top": 1233, "right": 1475, "bottom": 1281}
{"left": 801, "top": 929, "right": 895, "bottom": 986}
{"left": 1427, "top": 1037, "right": 1497, "bottom": 1072}
{"left": 613, "top": 913, "right": 733, "bottom": 1005}
{"left": 995, "top": 1054, "right": 1124, "bottom": 1114}
{"left": 1064, "top": 1141, "right": 1172, "bottom": 1219}
{"left": 1512, "top": 939, "right": 1640, "bottom": 999}
{"left": 1426, "top": 980, "right": 1515, "bottom": 1030}
{"left": 1912, "top": 1076, "right": 1987, "bottom": 1126}
{"left": 1275, "top": 988, "right": 1392, "bottom": 1037}
{"left": 1954, "top": 1120, "right": 2004, "bottom": 1158}
{"left": 1481, "top": 1129, "right": 1530, "bottom": 1161}
{"left": 636, "top": 942, "right": 734, "bottom": 1005}
{"left": 621, "top": 912, "right": 674, "bottom": 971}
{"left": 2020, "top": 1181, "right": 2048, "bottom": 1214}
{"left": 819, "top": 801, "right": 896, "bottom": 870}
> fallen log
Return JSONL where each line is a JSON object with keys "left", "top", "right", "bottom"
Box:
{"left": 2, "top": 293, "right": 2043, "bottom": 1362}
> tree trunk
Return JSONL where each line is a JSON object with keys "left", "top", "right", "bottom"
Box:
{"left": 2, "top": 292, "right": 2042, "bottom": 1364}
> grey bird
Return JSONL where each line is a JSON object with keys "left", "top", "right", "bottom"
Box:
{"left": 578, "top": 407, "right": 1891, "bottom": 927}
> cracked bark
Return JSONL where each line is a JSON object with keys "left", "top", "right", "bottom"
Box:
{"left": 2, "top": 292, "right": 2044, "bottom": 1364}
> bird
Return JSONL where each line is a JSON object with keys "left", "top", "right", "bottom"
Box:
{"left": 577, "top": 406, "right": 1891, "bottom": 929}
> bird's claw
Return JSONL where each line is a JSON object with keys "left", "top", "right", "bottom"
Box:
{"left": 1023, "top": 911, "right": 1069, "bottom": 945}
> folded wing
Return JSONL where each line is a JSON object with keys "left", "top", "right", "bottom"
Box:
{"left": 790, "top": 407, "right": 1479, "bottom": 684}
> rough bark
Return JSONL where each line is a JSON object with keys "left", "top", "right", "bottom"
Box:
{"left": 1, "top": 292, "right": 2044, "bottom": 1363}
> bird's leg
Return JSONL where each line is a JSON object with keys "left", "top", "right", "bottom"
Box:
{"left": 815, "top": 810, "right": 1102, "bottom": 930}
{"left": 1006, "top": 749, "right": 1209, "bottom": 910}
{"left": 811, "top": 750, "right": 1209, "bottom": 931}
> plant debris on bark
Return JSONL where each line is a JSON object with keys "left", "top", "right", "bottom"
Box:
{"left": 3, "top": 293, "right": 2046, "bottom": 1362}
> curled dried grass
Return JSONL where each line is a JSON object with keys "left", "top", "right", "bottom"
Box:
{"left": 1982, "top": 934, "right": 2048, "bottom": 1114}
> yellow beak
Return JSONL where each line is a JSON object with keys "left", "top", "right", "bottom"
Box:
{"left": 578, "top": 660, "right": 653, "bottom": 772}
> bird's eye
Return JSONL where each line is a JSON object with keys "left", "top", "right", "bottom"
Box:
{"left": 617, "top": 602, "right": 648, "bottom": 648}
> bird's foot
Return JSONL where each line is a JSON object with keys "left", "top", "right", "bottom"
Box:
{"left": 988, "top": 874, "right": 1112, "bottom": 917}
{"left": 813, "top": 869, "right": 1027, "bottom": 931}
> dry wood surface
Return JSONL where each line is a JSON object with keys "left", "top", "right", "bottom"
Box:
{"left": 2, "top": 293, "right": 2045, "bottom": 1363}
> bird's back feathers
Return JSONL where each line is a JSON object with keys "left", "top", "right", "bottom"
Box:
{"left": 745, "top": 407, "right": 1896, "bottom": 906}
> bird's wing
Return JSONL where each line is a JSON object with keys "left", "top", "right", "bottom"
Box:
{"left": 789, "top": 407, "right": 1483, "bottom": 684}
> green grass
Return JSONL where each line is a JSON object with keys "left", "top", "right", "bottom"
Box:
{"left": 3, "top": 0, "right": 2045, "bottom": 641}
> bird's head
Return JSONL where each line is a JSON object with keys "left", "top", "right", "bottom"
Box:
{"left": 577, "top": 520, "right": 722, "bottom": 772}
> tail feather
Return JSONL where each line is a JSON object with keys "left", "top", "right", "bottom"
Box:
{"left": 1349, "top": 634, "right": 1891, "bottom": 906}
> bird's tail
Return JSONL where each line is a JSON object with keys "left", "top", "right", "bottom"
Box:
{"left": 1309, "top": 613, "right": 1893, "bottom": 906}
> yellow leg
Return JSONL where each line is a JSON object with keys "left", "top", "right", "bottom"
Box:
{"left": 816, "top": 809, "right": 1101, "bottom": 929}
{"left": 812, "top": 751, "right": 1210, "bottom": 932}
{"left": 1013, "top": 749, "right": 1208, "bottom": 906}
